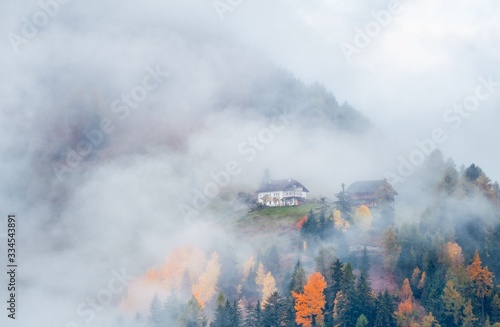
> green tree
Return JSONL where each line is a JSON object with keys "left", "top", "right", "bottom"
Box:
{"left": 373, "top": 291, "right": 397, "bottom": 327}
{"left": 244, "top": 300, "right": 263, "bottom": 327}
{"left": 180, "top": 296, "right": 208, "bottom": 327}
{"left": 148, "top": 294, "right": 165, "bottom": 327}
{"left": 333, "top": 291, "right": 353, "bottom": 327}
{"left": 301, "top": 210, "right": 318, "bottom": 238}
{"left": 360, "top": 246, "right": 370, "bottom": 273}
{"left": 442, "top": 280, "right": 464, "bottom": 326}
{"left": 210, "top": 294, "right": 228, "bottom": 327}
{"left": 353, "top": 270, "right": 375, "bottom": 323}
{"left": 491, "top": 294, "right": 500, "bottom": 324}
{"left": 287, "top": 261, "right": 306, "bottom": 327}
{"left": 464, "top": 164, "right": 483, "bottom": 183}
{"left": 263, "top": 292, "right": 287, "bottom": 327}
{"left": 335, "top": 183, "right": 353, "bottom": 222}
{"left": 355, "top": 314, "right": 369, "bottom": 327}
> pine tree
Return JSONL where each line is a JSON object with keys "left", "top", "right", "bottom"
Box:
{"left": 287, "top": 261, "right": 306, "bottom": 327}
{"left": 329, "top": 259, "right": 344, "bottom": 301}
{"left": 263, "top": 292, "right": 287, "bottom": 327}
{"left": 229, "top": 300, "right": 242, "bottom": 327}
{"left": 353, "top": 270, "right": 375, "bottom": 323}
{"left": 333, "top": 291, "right": 351, "bottom": 327}
{"left": 491, "top": 294, "right": 500, "bottom": 324}
{"left": 289, "top": 261, "right": 307, "bottom": 294}
{"left": 181, "top": 296, "right": 208, "bottom": 327}
{"left": 244, "top": 300, "right": 263, "bottom": 327}
{"left": 210, "top": 293, "right": 228, "bottom": 327}
{"left": 373, "top": 291, "right": 397, "bottom": 327}
{"left": 148, "top": 294, "right": 165, "bottom": 327}
{"left": 335, "top": 183, "right": 353, "bottom": 222}
{"left": 355, "top": 314, "right": 369, "bottom": 327}
{"left": 301, "top": 210, "right": 318, "bottom": 238}
{"left": 314, "top": 249, "right": 335, "bottom": 327}
{"left": 360, "top": 246, "right": 370, "bottom": 273}
{"left": 340, "top": 263, "right": 356, "bottom": 296}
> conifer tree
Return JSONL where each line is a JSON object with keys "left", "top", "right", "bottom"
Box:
{"left": 373, "top": 291, "right": 397, "bottom": 327}
{"left": 263, "top": 292, "right": 287, "bottom": 327}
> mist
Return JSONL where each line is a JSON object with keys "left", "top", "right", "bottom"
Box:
{"left": 1, "top": 0, "right": 500, "bottom": 326}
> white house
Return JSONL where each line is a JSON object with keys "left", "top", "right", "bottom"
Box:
{"left": 256, "top": 178, "right": 309, "bottom": 207}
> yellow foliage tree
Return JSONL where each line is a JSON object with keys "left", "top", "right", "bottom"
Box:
{"left": 242, "top": 256, "right": 255, "bottom": 280}
{"left": 333, "top": 210, "right": 350, "bottom": 232}
{"left": 261, "top": 272, "right": 277, "bottom": 308}
{"left": 192, "top": 252, "right": 220, "bottom": 308}
{"left": 442, "top": 242, "right": 465, "bottom": 271}
{"left": 292, "top": 272, "right": 327, "bottom": 327}
{"left": 255, "top": 262, "right": 265, "bottom": 287}
{"left": 353, "top": 205, "right": 372, "bottom": 230}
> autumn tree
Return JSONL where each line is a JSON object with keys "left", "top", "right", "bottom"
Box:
{"left": 192, "top": 252, "right": 221, "bottom": 308}
{"left": 466, "top": 250, "right": 494, "bottom": 321}
{"left": 441, "top": 242, "right": 465, "bottom": 271}
{"left": 442, "top": 280, "right": 464, "bottom": 326}
{"left": 395, "top": 278, "right": 414, "bottom": 326}
{"left": 382, "top": 226, "right": 401, "bottom": 272}
{"left": 333, "top": 209, "right": 350, "bottom": 232}
{"left": 461, "top": 299, "right": 478, "bottom": 327}
{"left": 292, "top": 272, "right": 327, "bottom": 327}
{"left": 262, "top": 272, "right": 278, "bottom": 308}
{"left": 353, "top": 205, "right": 372, "bottom": 230}
{"left": 287, "top": 261, "right": 307, "bottom": 327}
{"left": 421, "top": 312, "right": 441, "bottom": 327}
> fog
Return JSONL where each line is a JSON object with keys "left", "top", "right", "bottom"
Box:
{"left": 1, "top": 0, "right": 499, "bottom": 326}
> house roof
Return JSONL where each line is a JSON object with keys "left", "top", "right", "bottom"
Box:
{"left": 256, "top": 178, "right": 310, "bottom": 193}
{"left": 346, "top": 180, "right": 397, "bottom": 195}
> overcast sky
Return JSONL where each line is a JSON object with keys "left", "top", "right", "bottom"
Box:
{"left": 1, "top": 1, "right": 500, "bottom": 326}
{"left": 222, "top": 0, "right": 500, "bottom": 180}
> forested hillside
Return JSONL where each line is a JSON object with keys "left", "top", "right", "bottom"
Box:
{"left": 115, "top": 150, "right": 500, "bottom": 327}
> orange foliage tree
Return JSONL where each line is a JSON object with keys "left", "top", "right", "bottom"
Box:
{"left": 442, "top": 242, "right": 465, "bottom": 271}
{"left": 395, "top": 278, "right": 414, "bottom": 326}
{"left": 466, "top": 250, "right": 494, "bottom": 320}
{"left": 292, "top": 272, "right": 327, "bottom": 327}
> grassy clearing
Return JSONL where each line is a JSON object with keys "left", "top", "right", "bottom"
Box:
{"left": 237, "top": 204, "right": 320, "bottom": 228}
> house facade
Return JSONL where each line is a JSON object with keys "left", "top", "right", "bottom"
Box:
{"left": 256, "top": 178, "right": 309, "bottom": 207}
{"left": 346, "top": 179, "right": 397, "bottom": 208}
